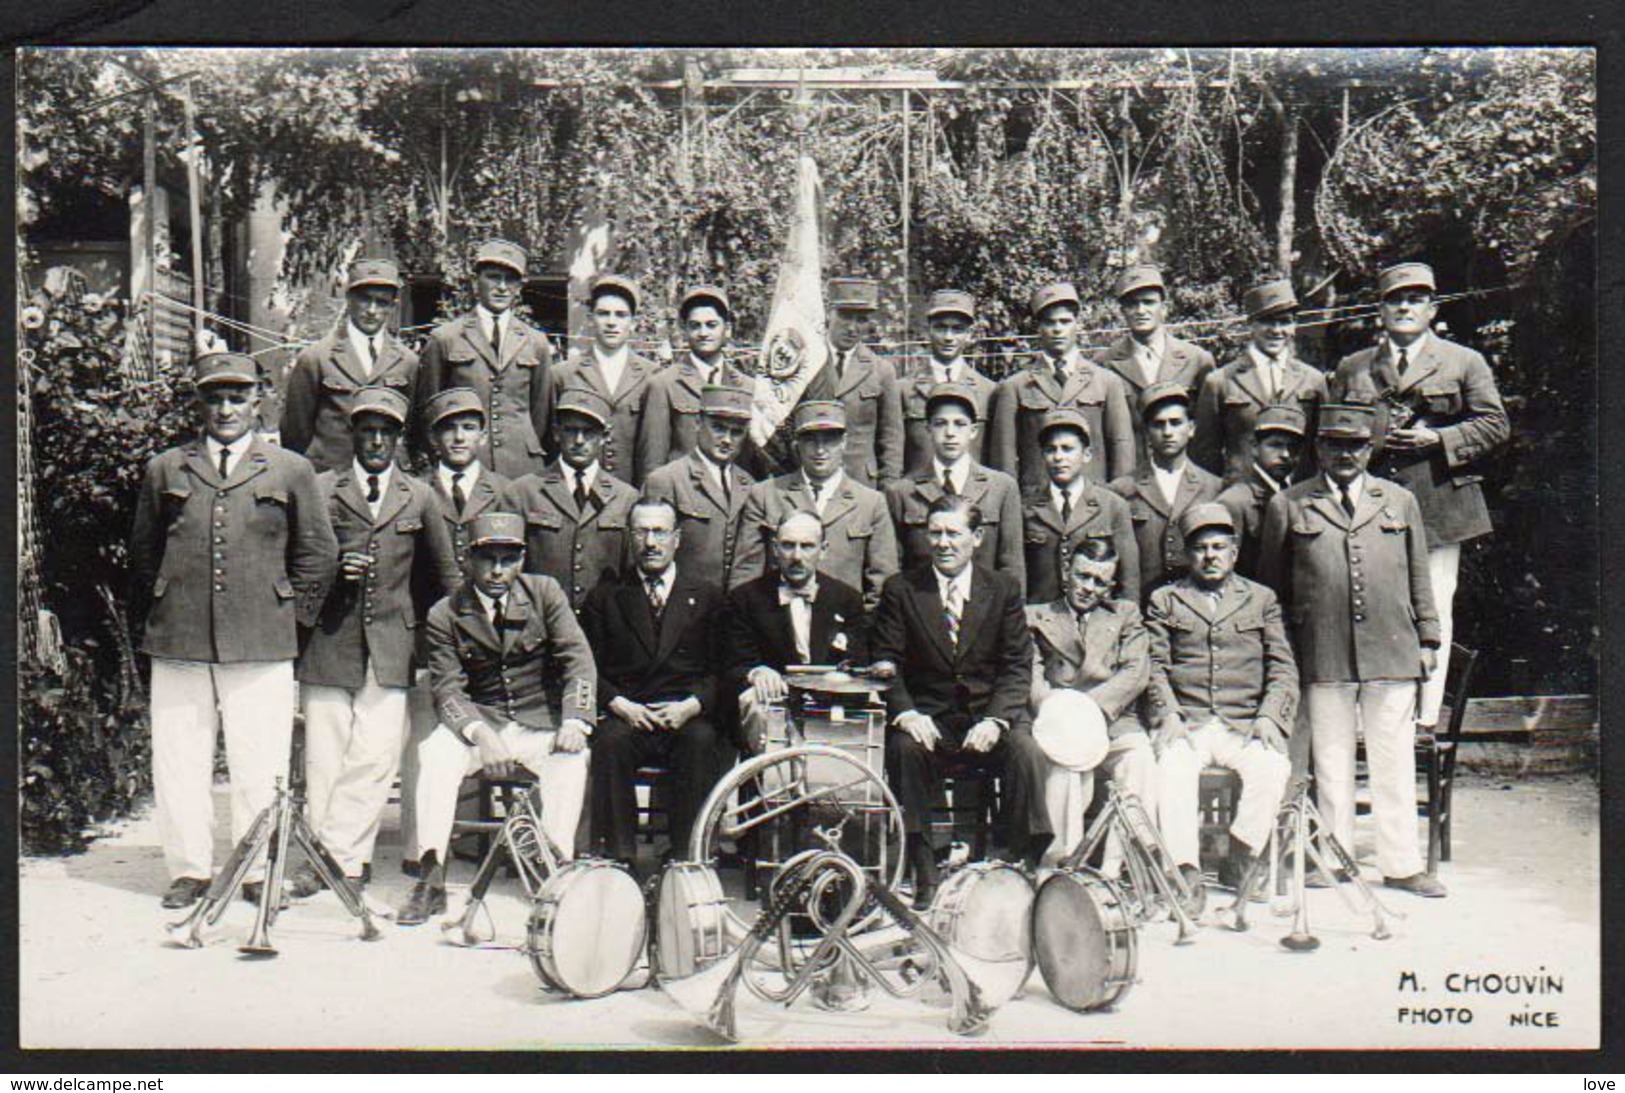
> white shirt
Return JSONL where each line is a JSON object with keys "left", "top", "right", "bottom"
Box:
{"left": 643, "top": 564, "right": 677, "bottom": 607}
{"left": 1324, "top": 472, "right": 1366, "bottom": 510}
{"left": 1386, "top": 330, "right": 1431, "bottom": 374}
{"left": 475, "top": 305, "right": 511, "bottom": 351}
{"left": 932, "top": 456, "right": 972, "bottom": 495}
{"left": 438, "top": 460, "right": 482, "bottom": 498}
{"left": 935, "top": 566, "right": 972, "bottom": 621}
{"left": 1050, "top": 480, "right": 1084, "bottom": 520}
{"left": 562, "top": 461, "right": 600, "bottom": 499}
{"left": 696, "top": 449, "right": 729, "bottom": 494}
{"left": 593, "top": 344, "right": 632, "bottom": 396}
{"left": 802, "top": 470, "right": 845, "bottom": 516}
{"left": 472, "top": 584, "right": 506, "bottom": 627}
{"left": 688, "top": 352, "right": 719, "bottom": 386}
{"left": 204, "top": 434, "right": 250, "bottom": 479}
{"left": 929, "top": 357, "right": 967, "bottom": 384}
{"left": 1152, "top": 459, "right": 1187, "bottom": 509}
{"left": 1044, "top": 347, "right": 1085, "bottom": 380}
{"left": 1247, "top": 342, "right": 1288, "bottom": 399}
{"left": 347, "top": 321, "right": 381, "bottom": 376}
{"left": 1132, "top": 329, "right": 1167, "bottom": 387}
{"left": 777, "top": 579, "right": 819, "bottom": 664}
{"left": 353, "top": 460, "right": 394, "bottom": 517}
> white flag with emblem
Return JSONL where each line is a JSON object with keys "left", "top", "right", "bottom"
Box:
{"left": 750, "top": 155, "right": 828, "bottom": 448}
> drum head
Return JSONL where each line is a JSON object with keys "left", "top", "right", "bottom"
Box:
{"left": 655, "top": 866, "right": 723, "bottom": 979}
{"left": 1033, "top": 690, "right": 1109, "bottom": 773}
{"left": 934, "top": 866, "right": 1033, "bottom": 965}
{"left": 542, "top": 865, "right": 647, "bottom": 998}
{"left": 1034, "top": 872, "right": 1118, "bottom": 1011}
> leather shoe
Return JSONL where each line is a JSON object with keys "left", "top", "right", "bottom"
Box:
{"left": 161, "top": 876, "right": 209, "bottom": 909}
{"left": 401, "top": 858, "right": 421, "bottom": 879}
{"left": 1384, "top": 872, "right": 1448, "bottom": 898}
{"left": 241, "top": 881, "right": 289, "bottom": 909}
{"left": 286, "top": 862, "right": 325, "bottom": 899}
{"left": 396, "top": 881, "right": 447, "bottom": 926}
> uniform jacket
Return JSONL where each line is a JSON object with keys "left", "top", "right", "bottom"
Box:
{"left": 1027, "top": 598, "right": 1150, "bottom": 738}
{"left": 635, "top": 354, "right": 754, "bottom": 477}
{"left": 1257, "top": 475, "right": 1440, "bottom": 684}
{"left": 424, "top": 573, "right": 597, "bottom": 735}
{"left": 1021, "top": 483, "right": 1139, "bottom": 605}
{"left": 898, "top": 361, "right": 997, "bottom": 476}
{"left": 641, "top": 451, "right": 757, "bottom": 592}
{"left": 580, "top": 569, "right": 722, "bottom": 716}
{"left": 884, "top": 462, "right": 1025, "bottom": 587}
{"left": 1192, "top": 353, "right": 1327, "bottom": 482}
{"left": 1143, "top": 575, "right": 1298, "bottom": 734}
{"left": 503, "top": 461, "right": 639, "bottom": 612}
{"left": 1216, "top": 469, "right": 1287, "bottom": 582}
{"left": 1329, "top": 335, "right": 1510, "bottom": 545}
{"left": 421, "top": 463, "right": 513, "bottom": 575}
{"left": 722, "top": 573, "right": 870, "bottom": 691}
{"left": 548, "top": 349, "right": 663, "bottom": 485}
{"left": 1108, "top": 461, "right": 1225, "bottom": 599}
{"left": 299, "top": 468, "right": 461, "bottom": 689}
{"left": 415, "top": 311, "right": 555, "bottom": 479}
{"left": 129, "top": 435, "right": 338, "bottom": 663}
{"left": 872, "top": 564, "right": 1033, "bottom": 730}
{"left": 1095, "top": 333, "right": 1215, "bottom": 470}
{"left": 798, "top": 344, "right": 906, "bottom": 487}
{"left": 733, "top": 472, "right": 900, "bottom": 610}
{"left": 280, "top": 328, "right": 420, "bottom": 472}
{"left": 989, "top": 354, "right": 1137, "bottom": 493}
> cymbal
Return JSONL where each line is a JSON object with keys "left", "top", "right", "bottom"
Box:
{"left": 785, "top": 667, "right": 892, "bottom": 695}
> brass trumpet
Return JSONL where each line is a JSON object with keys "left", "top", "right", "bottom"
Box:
{"left": 441, "top": 783, "right": 563, "bottom": 947}
{"left": 1067, "top": 780, "right": 1201, "bottom": 943}
{"left": 166, "top": 806, "right": 275, "bottom": 949}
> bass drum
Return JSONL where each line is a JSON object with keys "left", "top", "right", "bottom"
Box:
{"left": 1032, "top": 866, "right": 1138, "bottom": 1012}
{"left": 651, "top": 861, "right": 730, "bottom": 981}
{"left": 526, "top": 859, "right": 647, "bottom": 999}
{"left": 926, "top": 862, "right": 1036, "bottom": 1006}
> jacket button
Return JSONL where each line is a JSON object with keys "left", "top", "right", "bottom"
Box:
{"left": 1353, "top": 614, "right": 1365, "bottom": 623}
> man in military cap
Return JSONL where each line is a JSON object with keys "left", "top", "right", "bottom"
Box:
{"left": 415, "top": 239, "right": 555, "bottom": 479}
{"left": 1193, "top": 275, "right": 1327, "bottom": 481}
{"left": 403, "top": 512, "right": 596, "bottom": 924}
{"left": 1109, "top": 382, "right": 1224, "bottom": 602}
{"left": 503, "top": 387, "right": 639, "bottom": 614}
{"left": 642, "top": 384, "right": 759, "bottom": 592}
{"left": 1023, "top": 408, "right": 1138, "bottom": 604}
{"left": 886, "top": 381, "right": 1024, "bottom": 583}
{"left": 1328, "top": 261, "right": 1509, "bottom": 734}
{"left": 735, "top": 400, "right": 899, "bottom": 610}
{"left": 1216, "top": 405, "right": 1306, "bottom": 580}
{"left": 1094, "top": 264, "right": 1216, "bottom": 468}
{"left": 282, "top": 258, "right": 420, "bottom": 472}
{"left": 1258, "top": 404, "right": 1445, "bottom": 898}
{"left": 899, "top": 289, "right": 998, "bottom": 476}
{"left": 549, "top": 273, "right": 661, "bottom": 486}
{"left": 288, "top": 388, "right": 461, "bottom": 897}
{"left": 1148, "top": 503, "right": 1296, "bottom": 898}
{"left": 792, "top": 276, "right": 905, "bottom": 489}
{"left": 637, "top": 284, "right": 754, "bottom": 476}
{"left": 989, "top": 281, "right": 1136, "bottom": 494}
{"left": 128, "top": 353, "right": 339, "bottom": 909}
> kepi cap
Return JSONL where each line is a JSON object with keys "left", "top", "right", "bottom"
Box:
{"left": 193, "top": 352, "right": 258, "bottom": 389}
{"left": 554, "top": 387, "right": 613, "bottom": 428}
{"left": 1378, "top": 262, "right": 1437, "bottom": 298}
{"left": 925, "top": 289, "right": 976, "bottom": 321}
{"left": 1138, "top": 380, "right": 1192, "bottom": 420}
{"left": 468, "top": 512, "right": 525, "bottom": 549}
{"left": 827, "top": 277, "right": 880, "bottom": 312}
{"left": 1030, "top": 281, "right": 1081, "bottom": 317}
{"left": 793, "top": 400, "right": 847, "bottom": 434}
{"left": 425, "top": 386, "right": 486, "bottom": 430}
{"left": 678, "top": 283, "right": 731, "bottom": 321}
{"left": 1179, "top": 502, "right": 1235, "bottom": 542}
{"left": 700, "top": 384, "right": 753, "bottom": 421}
{"left": 590, "top": 273, "right": 641, "bottom": 314}
{"left": 1253, "top": 404, "right": 1307, "bottom": 438}
{"left": 347, "top": 258, "right": 402, "bottom": 292}
{"left": 472, "top": 239, "right": 527, "bottom": 277}
{"left": 1243, "top": 278, "right": 1299, "bottom": 321}
{"left": 347, "top": 386, "right": 409, "bottom": 426}
{"left": 1317, "top": 403, "right": 1377, "bottom": 440}
{"left": 1037, "top": 406, "right": 1092, "bottom": 444}
{"left": 924, "top": 381, "right": 980, "bottom": 421}
{"left": 1112, "top": 264, "right": 1166, "bottom": 300}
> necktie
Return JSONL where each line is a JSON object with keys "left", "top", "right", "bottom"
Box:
{"left": 490, "top": 317, "right": 502, "bottom": 358}
{"left": 367, "top": 474, "right": 381, "bottom": 504}
{"left": 943, "top": 583, "right": 962, "bottom": 648}
{"left": 1060, "top": 489, "right": 1073, "bottom": 525}
{"left": 721, "top": 470, "right": 733, "bottom": 511}
{"left": 942, "top": 467, "right": 957, "bottom": 497}
{"left": 1396, "top": 347, "right": 1409, "bottom": 377}
{"left": 834, "top": 349, "right": 845, "bottom": 382}
{"left": 646, "top": 576, "right": 666, "bottom": 619}
{"left": 491, "top": 595, "right": 505, "bottom": 630}
{"left": 1053, "top": 357, "right": 1068, "bottom": 387}
{"left": 364, "top": 335, "right": 377, "bottom": 373}
{"left": 1339, "top": 483, "right": 1356, "bottom": 519}
{"left": 572, "top": 474, "right": 589, "bottom": 513}
{"left": 217, "top": 445, "right": 231, "bottom": 480}
{"left": 450, "top": 471, "right": 467, "bottom": 516}
{"left": 1261, "top": 359, "right": 1277, "bottom": 402}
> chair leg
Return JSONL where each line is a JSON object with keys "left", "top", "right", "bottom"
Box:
{"left": 1438, "top": 747, "right": 1457, "bottom": 864}
{"left": 1425, "top": 749, "right": 1441, "bottom": 875}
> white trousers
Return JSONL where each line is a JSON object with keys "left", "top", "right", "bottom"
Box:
{"left": 1042, "top": 733, "right": 1157, "bottom": 872}
{"left": 397, "top": 671, "right": 437, "bottom": 862}
{"left": 1420, "top": 543, "right": 1460, "bottom": 726}
{"left": 1305, "top": 680, "right": 1424, "bottom": 879}
{"left": 414, "top": 722, "right": 588, "bottom": 864}
{"left": 1157, "top": 720, "right": 1290, "bottom": 869}
{"left": 301, "top": 661, "right": 408, "bottom": 876}
{"left": 150, "top": 658, "right": 295, "bottom": 882}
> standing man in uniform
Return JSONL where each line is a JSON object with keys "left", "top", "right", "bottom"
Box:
{"left": 289, "top": 389, "right": 461, "bottom": 896}
{"left": 504, "top": 388, "right": 639, "bottom": 614}
{"left": 1193, "top": 276, "right": 1327, "bottom": 482}
{"left": 886, "top": 382, "right": 1024, "bottom": 584}
{"left": 794, "top": 276, "right": 904, "bottom": 489}
{"left": 1110, "top": 382, "right": 1224, "bottom": 602}
{"left": 989, "top": 281, "right": 1136, "bottom": 493}
{"left": 550, "top": 274, "right": 661, "bottom": 486}
{"left": 899, "top": 290, "right": 997, "bottom": 476}
{"left": 642, "top": 385, "right": 758, "bottom": 592}
{"left": 1094, "top": 265, "right": 1215, "bottom": 469}
{"left": 1258, "top": 404, "right": 1445, "bottom": 897}
{"left": 1329, "top": 261, "right": 1509, "bottom": 733}
{"left": 402, "top": 513, "right": 596, "bottom": 924}
{"left": 1215, "top": 405, "right": 1306, "bottom": 580}
{"left": 637, "top": 284, "right": 754, "bottom": 475}
{"left": 415, "top": 240, "right": 554, "bottom": 480}
{"left": 128, "top": 353, "right": 338, "bottom": 908}
{"left": 734, "top": 401, "right": 899, "bottom": 610}
{"left": 281, "top": 258, "right": 420, "bottom": 472}
{"left": 1022, "top": 408, "right": 1138, "bottom": 605}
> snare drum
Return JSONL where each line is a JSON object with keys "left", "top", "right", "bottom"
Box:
{"left": 651, "top": 861, "right": 729, "bottom": 981}
{"left": 526, "top": 859, "right": 647, "bottom": 999}
{"left": 1032, "top": 866, "right": 1139, "bottom": 1012}
{"left": 926, "top": 862, "right": 1036, "bottom": 1005}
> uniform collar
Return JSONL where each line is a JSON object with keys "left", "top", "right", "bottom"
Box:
{"left": 438, "top": 460, "right": 481, "bottom": 494}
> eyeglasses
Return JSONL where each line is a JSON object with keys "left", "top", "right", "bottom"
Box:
{"left": 631, "top": 527, "right": 677, "bottom": 541}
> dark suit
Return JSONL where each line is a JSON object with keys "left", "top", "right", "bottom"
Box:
{"left": 642, "top": 451, "right": 757, "bottom": 592}
{"left": 1192, "top": 352, "right": 1327, "bottom": 482}
{"left": 871, "top": 565, "right": 1048, "bottom": 853}
{"left": 503, "top": 462, "right": 639, "bottom": 612}
{"left": 723, "top": 573, "right": 870, "bottom": 709}
{"left": 581, "top": 570, "right": 725, "bottom": 859}
{"left": 280, "top": 328, "right": 420, "bottom": 472}
{"left": 415, "top": 311, "right": 555, "bottom": 479}
{"left": 1021, "top": 483, "right": 1139, "bottom": 605}
{"left": 884, "top": 463, "right": 1025, "bottom": 587}
{"left": 547, "top": 350, "right": 662, "bottom": 486}
{"left": 1108, "top": 461, "right": 1225, "bottom": 600}
{"left": 1094, "top": 333, "right": 1215, "bottom": 470}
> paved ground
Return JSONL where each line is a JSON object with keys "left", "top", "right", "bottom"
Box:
{"left": 19, "top": 772, "right": 1599, "bottom": 1051}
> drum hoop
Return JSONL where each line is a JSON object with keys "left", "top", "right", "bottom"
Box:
{"left": 530, "top": 860, "right": 647, "bottom": 999}
{"left": 1033, "top": 865, "right": 1138, "bottom": 1010}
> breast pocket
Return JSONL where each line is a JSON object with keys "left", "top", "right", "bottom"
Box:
{"left": 1418, "top": 384, "right": 1463, "bottom": 417}
{"left": 1024, "top": 524, "right": 1051, "bottom": 546}
{"left": 320, "top": 374, "right": 359, "bottom": 397}
{"left": 444, "top": 351, "right": 483, "bottom": 386}
{"left": 903, "top": 390, "right": 930, "bottom": 421}
{"left": 395, "top": 516, "right": 424, "bottom": 535}
{"left": 677, "top": 501, "right": 714, "bottom": 526}
{"left": 161, "top": 486, "right": 192, "bottom": 529}
{"left": 525, "top": 509, "right": 564, "bottom": 532}
{"left": 1017, "top": 383, "right": 1055, "bottom": 412}
{"left": 252, "top": 486, "right": 290, "bottom": 538}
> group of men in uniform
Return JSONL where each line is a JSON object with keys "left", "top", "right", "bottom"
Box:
{"left": 129, "top": 240, "right": 1507, "bottom": 920}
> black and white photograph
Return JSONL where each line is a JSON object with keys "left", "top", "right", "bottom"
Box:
{"left": 13, "top": 44, "right": 1601, "bottom": 1054}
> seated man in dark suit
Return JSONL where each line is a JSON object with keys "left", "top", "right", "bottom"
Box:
{"left": 581, "top": 498, "right": 724, "bottom": 868}
{"left": 724, "top": 510, "right": 870, "bottom": 754}
{"left": 871, "top": 494, "right": 1049, "bottom": 906}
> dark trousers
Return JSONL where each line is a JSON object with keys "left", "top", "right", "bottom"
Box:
{"left": 590, "top": 714, "right": 720, "bottom": 860}
{"left": 884, "top": 717, "right": 1051, "bottom": 855}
